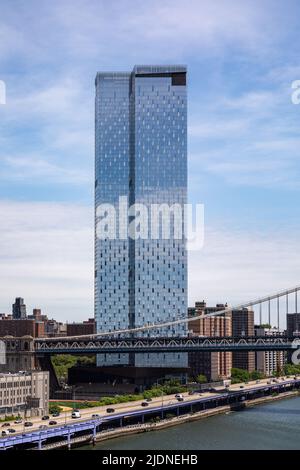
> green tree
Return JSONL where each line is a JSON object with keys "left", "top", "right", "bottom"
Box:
{"left": 195, "top": 374, "right": 208, "bottom": 384}
{"left": 51, "top": 354, "right": 96, "bottom": 381}
{"left": 231, "top": 368, "right": 250, "bottom": 384}
{"left": 249, "top": 370, "right": 264, "bottom": 381}
{"left": 284, "top": 363, "right": 300, "bottom": 375}
{"left": 49, "top": 403, "right": 62, "bottom": 415}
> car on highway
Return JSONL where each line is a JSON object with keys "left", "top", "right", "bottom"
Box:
{"left": 1, "top": 423, "right": 10, "bottom": 427}
{"left": 106, "top": 408, "right": 115, "bottom": 413}
{"left": 141, "top": 402, "right": 149, "bottom": 407}
{"left": 1, "top": 430, "right": 9, "bottom": 436}
{"left": 239, "top": 385, "right": 244, "bottom": 389}
{"left": 14, "top": 419, "right": 22, "bottom": 424}
{"left": 71, "top": 410, "right": 81, "bottom": 419}
{"left": 8, "top": 428, "right": 16, "bottom": 433}
{"left": 188, "top": 391, "right": 194, "bottom": 395}
{"left": 42, "top": 415, "right": 49, "bottom": 421}
{"left": 24, "top": 422, "right": 33, "bottom": 427}
{"left": 175, "top": 394, "right": 183, "bottom": 399}
{"left": 52, "top": 412, "right": 60, "bottom": 417}
{"left": 49, "top": 420, "right": 57, "bottom": 426}
{"left": 91, "top": 414, "right": 101, "bottom": 419}
{"left": 177, "top": 397, "right": 184, "bottom": 402}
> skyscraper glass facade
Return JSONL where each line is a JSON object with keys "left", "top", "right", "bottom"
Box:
{"left": 95, "top": 66, "right": 187, "bottom": 368}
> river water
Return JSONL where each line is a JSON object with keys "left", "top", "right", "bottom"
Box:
{"left": 81, "top": 396, "right": 300, "bottom": 450}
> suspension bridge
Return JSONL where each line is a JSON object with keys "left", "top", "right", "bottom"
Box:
{"left": 32, "top": 284, "right": 300, "bottom": 354}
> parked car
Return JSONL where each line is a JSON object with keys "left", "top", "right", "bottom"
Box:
{"left": 91, "top": 414, "right": 100, "bottom": 419}
{"left": 24, "top": 422, "right": 33, "bottom": 427}
{"left": 42, "top": 415, "right": 49, "bottom": 421}
{"left": 49, "top": 420, "right": 57, "bottom": 426}
{"left": 141, "top": 402, "right": 149, "bottom": 407}
{"left": 71, "top": 410, "right": 81, "bottom": 419}
{"left": 106, "top": 408, "right": 115, "bottom": 413}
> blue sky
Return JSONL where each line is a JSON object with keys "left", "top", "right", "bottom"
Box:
{"left": 0, "top": 0, "right": 300, "bottom": 323}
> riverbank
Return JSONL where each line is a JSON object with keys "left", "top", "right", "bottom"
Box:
{"left": 42, "top": 390, "right": 299, "bottom": 450}
{"left": 87, "top": 394, "right": 300, "bottom": 451}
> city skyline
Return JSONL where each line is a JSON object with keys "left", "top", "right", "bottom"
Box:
{"left": 0, "top": 0, "right": 300, "bottom": 321}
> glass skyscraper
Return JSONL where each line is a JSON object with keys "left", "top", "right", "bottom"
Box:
{"left": 95, "top": 66, "right": 187, "bottom": 369}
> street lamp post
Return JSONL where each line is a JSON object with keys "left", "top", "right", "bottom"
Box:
{"left": 156, "top": 378, "right": 165, "bottom": 420}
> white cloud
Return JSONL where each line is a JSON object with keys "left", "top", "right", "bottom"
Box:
{"left": 0, "top": 0, "right": 283, "bottom": 66}
{"left": 0, "top": 154, "right": 91, "bottom": 184}
{"left": 188, "top": 83, "right": 300, "bottom": 190}
{"left": 188, "top": 118, "right": 250, "bottom": 139}
{"left": 189, "top": 226, "right": 300, "bottom": 327}
{"left": 0, "top": 155, "right": 92, "bottom": 184}
{"left": 0, "top": 75, "right": 94, "bottom": 183}
{"left": 0, "top": 0, "right": 295, "bottom": 193}
{"left": 252, "top": 138, "right": 300, "bottom": 153}
{"left": 121, "top": 1, "right": 268, "bottom": 50}
{"left": 0, "top": 200, "right": 298, "bottom": 327}
{"left": 0, "top": 23, "right": 27, "bottom": 59}
{"left": 222, "top": 91, "right": 280, "bottom": 112}
{"left": 8, "top": 78, "right": 91, "bottom": 123}
{"left": 0, "top": 201, "right": 94, "bottom": 321}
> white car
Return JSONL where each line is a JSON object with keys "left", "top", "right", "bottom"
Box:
{"left": 71, "top": 410, "right": 81, "bottom": 419}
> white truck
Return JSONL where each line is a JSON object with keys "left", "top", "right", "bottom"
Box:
{"left": 223, "top": 379, "right": 231, "bottom": 389}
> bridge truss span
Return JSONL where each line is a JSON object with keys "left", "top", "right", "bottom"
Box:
{"left": 34, "top": 335, "right": 300, "bottom": 355}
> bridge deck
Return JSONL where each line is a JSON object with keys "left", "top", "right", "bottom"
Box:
{"left": 1, "top": 378, "right": 299, "bottom": 450}
{"left": 33, "top": 335, "right": 300, "bottom": 354}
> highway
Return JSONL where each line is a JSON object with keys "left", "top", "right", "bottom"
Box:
{"left": 0, "top": 375, "right": 298, "bottom": 438}
{"left": 0, "top": 390, "right": 212, "bottom": 435}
